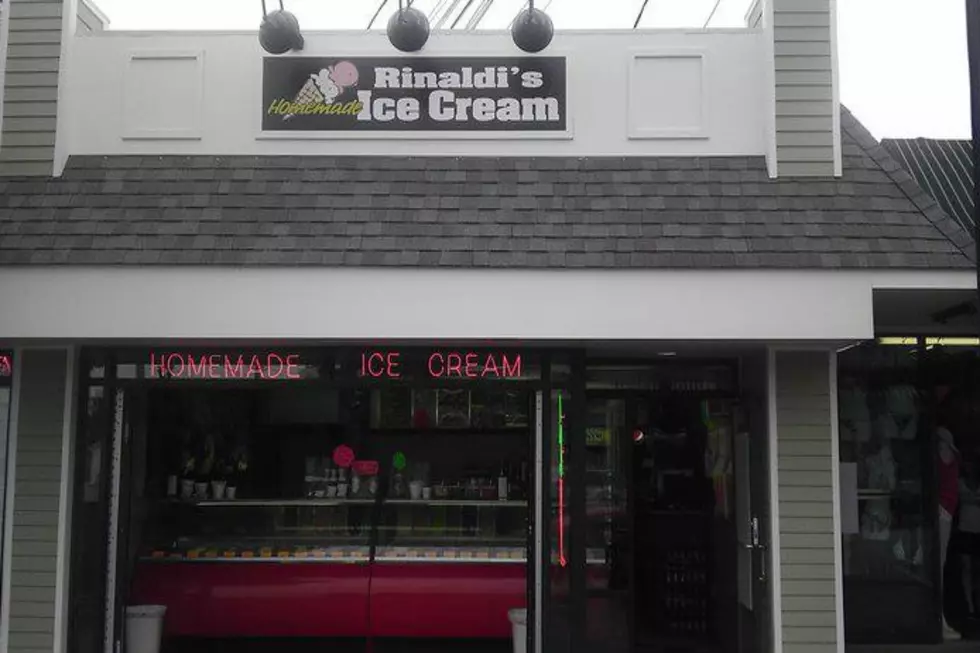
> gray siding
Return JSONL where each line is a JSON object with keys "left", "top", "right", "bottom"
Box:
{"left": 0, "top": 0, "right": 64, "bottom": 177}
{"left": 8, "top": 349, "right": 69, "bottom": 653}
{"left": 76, "top": 0, "right": 106, "bottom": 34}
{"left": 773, "top": 0, "right": 836, "bottom": 177}
{"left": 775, "top": 351, "right": 838, "bottom": 653}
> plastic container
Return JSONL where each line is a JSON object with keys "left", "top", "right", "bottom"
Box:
{"left": 125, "top": 605, "right": 166, "bottom": 653}
{"left": 508, "top": 608, "right": 527, "bottom": 653}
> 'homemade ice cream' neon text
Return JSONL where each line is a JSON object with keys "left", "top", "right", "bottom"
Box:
{"left": 149, "top": 352, "right": 302, "bottom": 380}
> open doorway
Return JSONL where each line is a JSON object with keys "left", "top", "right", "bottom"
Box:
{"left": 583, "top": 393, "right": 738, "bottom": 653}
{"left": 578, "top": 356, "right": 771, "bottom": 653}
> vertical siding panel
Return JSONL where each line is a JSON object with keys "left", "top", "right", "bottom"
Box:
{"left": 773, "top": 0, "right": 836, "bottom": 176}
{"left": 7, "top": 350, "right": 69, "bottom": 653}
{"left": 776, "top": 351, "right": 838, "bottom": 653}
{"left": 0, "top": 0, "right": 64, "bottom": 176}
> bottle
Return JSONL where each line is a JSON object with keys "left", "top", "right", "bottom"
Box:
{"left": 498, "top": 462, "right": 508, "bottom": 501}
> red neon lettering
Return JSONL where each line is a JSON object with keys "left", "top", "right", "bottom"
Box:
{"left": 387, "top": 352, "right": 401, "bottom": 379}
{"left": 482, "top": 354, "right": 499, "bottom": 377}
{"left": 187, "top": 355, "right": 206, "bottom": 378}
{"left": 428, "top": 353, "right": 444, "bottom": 378}
{"left": 360, "top": 352, "right": 368, "bottom": 377}
{"left": 367, "top": 352, "right": 385, "bottom": 378}
{"left": 464, "top": 353, "right": 478, "bottom": 378}
{"left": 167, "top": 354, "right": 185, "bottom": 377}
{"left": 447, "top": 353, "right": 463, "bottom": 377}
{"left": 148, "top": 352, "right": 303, "bottom": 380}
{"left": 225, "top": 355, "right": 244, "bottom": 378}
{"left": 285, "top": 354, "right": 300, "bottom": 379}
{"left": 149, "top": 353, "right": 166, "bottom": 378}
{"left": 502, "top": 354, "right": 522, "bottom": 378}
{"left": 266, "top": 353, "right": 284, "bottom": 379}
{"left": 208, "top": 354, "right": 221, "bottom": 379}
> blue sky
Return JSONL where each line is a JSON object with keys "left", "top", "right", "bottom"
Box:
{"left": 89, "top": 0, "right": 973, "bottom": 139}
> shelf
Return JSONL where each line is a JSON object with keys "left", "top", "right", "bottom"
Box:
{"left": 173, "top": 498, "right": 528, "bottom": 508}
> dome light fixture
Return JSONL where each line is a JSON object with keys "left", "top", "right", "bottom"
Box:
{"left": 259, "top": 0, "right": 304, "bottom": 55}
{"left": 387, "top": 0, "right": 430, "bottom": 53}
{"left": 512, "top": 0, "right": 554, "bottom": 53}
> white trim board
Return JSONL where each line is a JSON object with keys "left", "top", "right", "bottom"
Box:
{"left": 55, "top": 0, "right": 81, "bottom": 177}
{"left": 0, "top": 267, "right": 912, "bottom": 342}
{"left": 0, "top": 347, "right": 22, "bottom": 653}
{"left": 54, "top": 347, "right": 77, "bottom": 653}
{"left": 829, "top": 0, "right": 842, "bottom": 178}
{"left": 829, "top": 351, "right": 845, "bottom": 653}
{"left": 766, "top": 347, "right": 783, "bottom": 653}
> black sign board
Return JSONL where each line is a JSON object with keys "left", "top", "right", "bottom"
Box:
{"left": 262, "top": 56, "right": 566, "bottom": 132}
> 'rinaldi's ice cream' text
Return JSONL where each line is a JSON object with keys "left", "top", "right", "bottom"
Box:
{"left": 267, "top": 64, "right": 560, "bottom": 124}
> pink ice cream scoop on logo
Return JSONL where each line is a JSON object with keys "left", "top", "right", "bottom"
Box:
{"left": 328, "top": 61, "right": 359, "bottom": 88}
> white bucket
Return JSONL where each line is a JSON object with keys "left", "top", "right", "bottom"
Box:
{"left": 508, "top": 608, "right": 527, "bottom": 653}
{"left": 125, "top": 605, "right": 166, "bottom": 653}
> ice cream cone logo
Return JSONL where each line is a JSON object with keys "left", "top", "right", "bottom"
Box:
{"left": 283, "top": 60, "right": 360, "bottom": 121}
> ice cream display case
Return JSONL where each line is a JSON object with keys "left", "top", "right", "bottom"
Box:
{"left": 130, "top": 496, "right": 529, "bottom": 639}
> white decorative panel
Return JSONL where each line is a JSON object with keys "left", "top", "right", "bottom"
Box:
{"left": 123, "top": 51, "right": 204, "bottom": 140}
{"left": 628, "top": 51, "right": 707, "bottom": 139}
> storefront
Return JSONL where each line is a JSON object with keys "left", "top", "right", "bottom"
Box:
{"left": 0, "top": 2, "right": 977, "bottom": 653}
{"left": 839, "top": 338, "right": 980, "bottom": 644}
{"left": 63, "top": 346, "right": 766, "bottom": 653}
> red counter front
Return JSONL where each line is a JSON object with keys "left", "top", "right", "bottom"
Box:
{"left": 130, "top": 560, "right": 526, "bottom": 639}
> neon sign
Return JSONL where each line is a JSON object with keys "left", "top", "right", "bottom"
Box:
{"left": 0, "top": 355, "right": 11, "bottom": 378}
{"left": 557, "top": 391, "right": 566, "bottom": 568}
{"left": 148, "top": 352, "right": 302, "bottom": 380}
{"left": 359, "top": 350, "right": 522, "bottom": 379}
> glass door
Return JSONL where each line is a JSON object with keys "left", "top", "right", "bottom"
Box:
{"left": 583, "top": 396, "right": 631, "bottom": 653}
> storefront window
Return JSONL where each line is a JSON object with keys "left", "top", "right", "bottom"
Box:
{"left": 839, "top": 343, "right": 935, "bottom": 643}
{"left": 97, "top": 347, "right": 538, "bottom": 649}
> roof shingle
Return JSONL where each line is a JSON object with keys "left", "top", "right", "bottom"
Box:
{"left": 0, "top": 108, "right": 973, "bottom": 269}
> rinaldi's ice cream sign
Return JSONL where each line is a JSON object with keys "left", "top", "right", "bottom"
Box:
{"left": 262, "top": 56, "right": 566, "bottom": 132}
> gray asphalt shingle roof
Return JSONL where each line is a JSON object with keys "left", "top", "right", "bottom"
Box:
{"left": 881, "top": 137, "right": 974, "bottom": 235}
{"left": 0, "top": 107, "right": 973, "bottom": 268}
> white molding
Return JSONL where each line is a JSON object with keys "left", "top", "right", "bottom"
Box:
{"left": 829, "top": 351, "right": 845, "bottom": 653}
{"left": 54, "top": 347, "right": 77, "bottom": 653}
{"left": 80, "top": 0, "right": 111, "bottom": 29}
{"left": 93, "top": 28, "right": 759, "bottom": 38}
{"left": 122, "top": 50, "right": 205, "bottom": 141}
{"left": 744, "top": 0, "right": 764, "bottom": 26}
{"left": 766, "top": 347, "right": 783, "bottom": 653}
{"left": 0, "top": 347, "right": 22, "bottom": 653}
{"left": 254, "top": 53, "right": 574, "bottom": 142}
{"left": 103, "top": 389, "right": 124, "bottom": 653}
{"left": 54, "top": 0, "right": 80, "bottom": 177}
{"left": 627, "top": 49, "right": 709, "bottom": 140}
{"left": 762, "top": 0, "right": 777, "bottom": 178}
{"left": 869, "top": 270, "right": 977, "bottom": 290}
{"left": 0, "top": 268, "right": 877, "bottom": 342}
{"left": 829, "top": 0, "right": 841, "bottom": 177}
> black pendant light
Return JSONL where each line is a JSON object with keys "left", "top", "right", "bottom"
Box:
{"left": 387, "top": 0, "right": 430, "bottom": 53}
{"left": 259, "top": 0, "right": 304, "bottom": 55}
{"left": 512, "top": 0, "right": 554, "bottom": 53}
